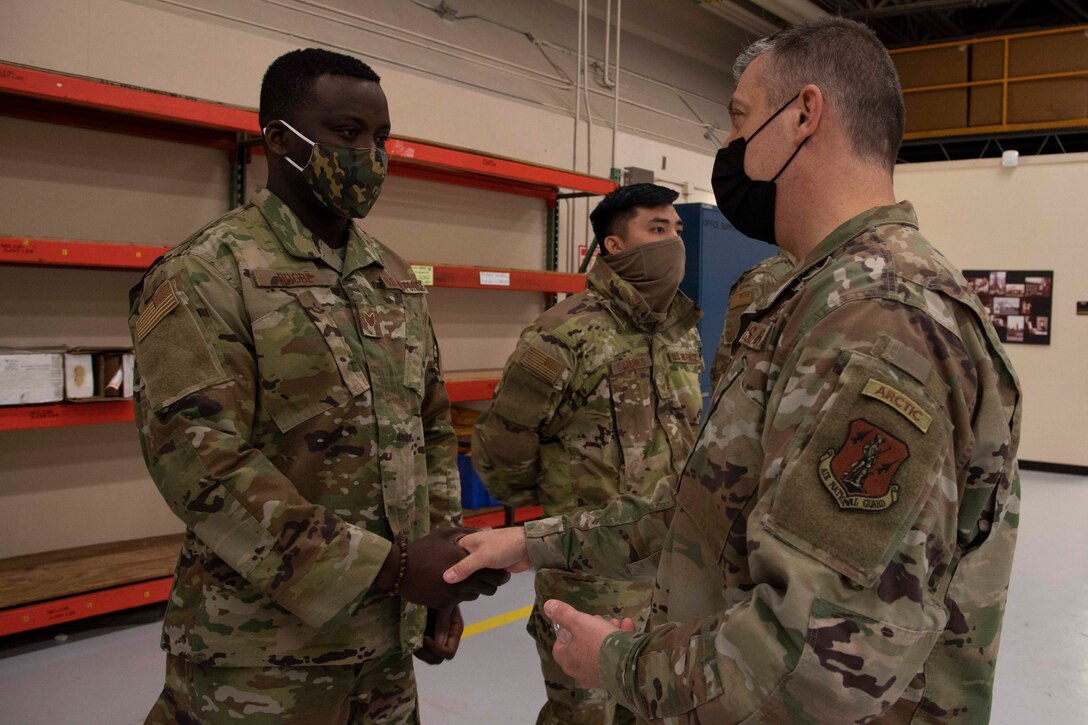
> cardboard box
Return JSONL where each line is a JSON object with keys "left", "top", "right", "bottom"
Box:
{"left": 64, "top": 347, "right": 136, "bottom": 401}
{"left": 1010, "top": 31, "right": 1087, "bottom": 77}
{"left": 0, "top": 348, "right": 65, "bottom": 406}
{"left": 905, "top": 88, "right": 968, "bottom": 133}
{"left": 1008, "top": 78, "right": 1088, "bottom": 125}
{"left": 894, "top": 45, "right": 968, "bottom": 89}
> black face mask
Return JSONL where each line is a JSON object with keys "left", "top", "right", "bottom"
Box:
{"left": 711, "top": 92, "right": 806, "bottom": 245}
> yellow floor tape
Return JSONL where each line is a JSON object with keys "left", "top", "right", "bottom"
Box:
{"left": 462, "top": 604, "right": 534, "bottom": 638}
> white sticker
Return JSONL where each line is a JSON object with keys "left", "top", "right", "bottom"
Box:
{"left": 479, "top": 271, "right": 511, "bottom": 287}
{"left": 410, "top": 264, "right": 434, "bottom": 286}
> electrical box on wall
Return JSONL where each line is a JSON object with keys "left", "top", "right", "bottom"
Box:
{"left": 623, "top": 166, "right": 655, "bottom": 185}
{"left": 675, "top": 203, "right": 777, "bottom": 397}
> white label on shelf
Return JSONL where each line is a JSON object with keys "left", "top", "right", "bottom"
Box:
{"left": 480, "top": 271, "right": 511, "bottom": 287}
{"left": 410, "top": 265, "right": 434, "bottom": 286}
{"left": 0, "top": 354, "right": 64, "bottom": 405}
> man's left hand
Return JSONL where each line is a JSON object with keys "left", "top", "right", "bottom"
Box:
{"left": 545, "top": 599, "right": 635, "bottom": 689}
{"left": 414, "top": 605, "right": 465, "bottom": 665}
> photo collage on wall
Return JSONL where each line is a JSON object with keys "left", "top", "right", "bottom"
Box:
{"left": 964, "top": 270, "right": 1053, "bottom": 345}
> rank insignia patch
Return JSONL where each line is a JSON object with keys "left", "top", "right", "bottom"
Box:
{"left": 819, "top": 418, "right": 909, "bottom": 511}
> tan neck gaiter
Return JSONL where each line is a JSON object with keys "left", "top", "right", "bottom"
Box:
{"left": 604, "top": 236, "right": 686, "bottom": 315}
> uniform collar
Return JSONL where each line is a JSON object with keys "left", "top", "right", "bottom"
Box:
{"left": 587, "top": 257, "right": 700, "bottom": 334}
{"left": 753, "top": 201, "right": 918, "bottom": 314}
{"left": 252, "top": 188, "right": 384, "bottom": 276}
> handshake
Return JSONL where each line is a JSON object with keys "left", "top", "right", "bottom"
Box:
{"left": 374, "top": 526, "right": 519, "bottom": 609}
{"left": 375, "top": 525, "right": 531, "bottom": 665}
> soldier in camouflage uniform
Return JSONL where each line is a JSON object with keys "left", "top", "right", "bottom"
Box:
{"left": 709, "top": 252, "right": 794, "bottom": 390}
{"left": 448, "top": 18, "right": 1021, "bottom": 723}
{"left": 472, "top": 184, "right": 703, "bottom": 724}
{"left": 130, "top": 49, "right": 505, "bottom": 724}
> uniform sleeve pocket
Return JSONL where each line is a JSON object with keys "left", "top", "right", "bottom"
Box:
{"left": 763, "top": 351, "right": 952, "bottom": 587}
{"left": 136, "top": 276, "right": 229, "bottom": 412}
{"left": 637, "top": 631, "right": 724, "bottom": 718}
{"left": 740, "top": 598, "right": 946, "bottom": 723}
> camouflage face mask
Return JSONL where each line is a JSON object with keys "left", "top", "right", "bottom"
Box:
{"left": 276, "top": 120, "right": 388, "bottom": 219}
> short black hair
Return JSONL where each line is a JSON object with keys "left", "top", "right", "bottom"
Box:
{"left": 590, "top": 183, "right": 680, "bottom": 253}
{"left": 259, "top": 48, "right": 381, "bottom": 129}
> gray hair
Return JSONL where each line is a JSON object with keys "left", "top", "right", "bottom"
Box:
{"left": 733, "top": 18, "right": 904, "bottom": 171}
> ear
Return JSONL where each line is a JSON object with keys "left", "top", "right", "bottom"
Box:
{"left": 603, "top": 235, "right": 624, "bottom": 255}
{"left": 796, "top": 83, "right": 823, "bottom": 144}
{"left": 263, "top": 121, "right": 292, "bottom": 158}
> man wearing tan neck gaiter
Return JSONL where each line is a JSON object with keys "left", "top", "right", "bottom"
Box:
{"left": 471, "top": 184, "right": 703, "bottom": 725}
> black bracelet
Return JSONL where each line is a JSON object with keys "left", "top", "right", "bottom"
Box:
{"left": 389, "top": 539, "right": 409, "bottom": 598}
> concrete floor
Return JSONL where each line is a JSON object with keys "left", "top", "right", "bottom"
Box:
{"left": 0, "top": 469, "right": 1084, "bottom": 724}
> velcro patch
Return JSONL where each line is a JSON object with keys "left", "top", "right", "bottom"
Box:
{"left": 610, "top": 354, "right": 652, "bottom": 375}
{"left": 252, "top": 269, "right": 336, "bottom": 288}
{"left": 136, "top": 279, "right": 179, "bottom": 342}
{"left": 668, "top": 350, "right": 701, "bottom": 365}
{"left": 738, "top": 321, "right": 770, "bottom": 350}
{"left": 519, "top": 347, "right": 565, "bottom": 385}
{"left": 818, "top": 418, "right": 909, "bottom": 511}
{"left": 728, "top": 288, "right": 754, "bottom": 310}
{"left": 400, "top": 279, "right": 427, "bottom": 294}
{"left": 861, "top": 378, "right": 932, "bottom": 433}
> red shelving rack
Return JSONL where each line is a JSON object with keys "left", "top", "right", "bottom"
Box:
{"left": 0, "top": 61, "right": 596, "bottom": 635}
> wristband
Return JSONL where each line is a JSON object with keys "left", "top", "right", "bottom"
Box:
{"left": 389, "top": 539, "right": 409, "bottom": 598}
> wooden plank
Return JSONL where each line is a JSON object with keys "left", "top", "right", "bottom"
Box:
{"left": 0, "top": 534, "right": 183, "bottom": 609}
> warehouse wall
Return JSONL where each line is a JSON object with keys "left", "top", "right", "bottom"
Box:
{"left": 0, "top": 0, "right": 747, "bottom": 556}
{"left": 895, "top": 153, "right": 1088, "bottom": 468}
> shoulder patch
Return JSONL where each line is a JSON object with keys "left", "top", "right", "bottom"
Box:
{"left": 861, "top": 378, "right": 932, "bottom": 433}
{"left": 519, "top": 346, "right": 565, "bottom": 385}
{"left": 819, "top": 419, "right": 909, "bottom": 511}
{"left": 136, "top": 279, "right": 179, "bottom": 342}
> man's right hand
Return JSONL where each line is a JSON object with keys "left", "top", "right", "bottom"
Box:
{"left": 443, "top": 527, "right": 532, "bottom": 584}
{"left": 376, "top": 527, "right": 510, "bottom": 609}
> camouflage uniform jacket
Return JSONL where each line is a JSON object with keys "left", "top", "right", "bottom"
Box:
{"left": 524, "top": 203, "right": 1022, "bottom": 723}
{"left": 709, "top": 252, "right": 795, "bottom": 391}
{"left": 129, "top": 188, "right": 459, "bottom": 667}
{"left": 472, "top": 257, "right": 703, "bottom": 515}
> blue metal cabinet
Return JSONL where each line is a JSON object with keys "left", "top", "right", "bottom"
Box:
{"left": 676, "top": 203, "right": 777, "bottom": 397}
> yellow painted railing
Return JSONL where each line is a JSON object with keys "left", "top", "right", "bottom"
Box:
{"left": 891, "top": 24, "right": 1088, "bottom": 140}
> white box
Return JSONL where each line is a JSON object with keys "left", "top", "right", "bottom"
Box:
{"left": 123, "top": 353, "right": 135, "bottom": 398}
{"left": 0, "top": 349, "right": 65, "bottom": 406}
{"left": 64, "top": 352, "right": 95, "bottom": 399}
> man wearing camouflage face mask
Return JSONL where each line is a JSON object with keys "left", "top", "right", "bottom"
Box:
{"left": 129, "top": 48, "right": 509, "bottom": 723}
{"left": 472, "top": 183, "right": 703, "bottom": 724}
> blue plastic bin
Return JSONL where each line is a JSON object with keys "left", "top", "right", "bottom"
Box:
{"left": 458, "top": 453, "right": 500, "bottom": 509}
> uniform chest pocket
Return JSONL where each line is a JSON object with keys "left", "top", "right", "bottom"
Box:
{"left": 675, "top": 355, "right": 767, "bottom": 561}
{"left": 353, "top": 285, "right": 427, "bottom": 397}
{"left": 607, "top": 354, "right": 655, "bottom": 482}
{"left": 251, "top": 289, "right": 370, "bottom": 433}
{"left": 665, "top": 346, "right": 704, "bottom": 429}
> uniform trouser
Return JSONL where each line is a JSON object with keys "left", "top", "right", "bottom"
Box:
{"left": 145, "top": 649, "right": 418, "bottom": 724}
{"left": 530, "top": 568, "right": 653, "bottom": 725}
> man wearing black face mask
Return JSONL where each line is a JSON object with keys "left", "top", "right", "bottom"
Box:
{"left": 129, "top": 48, "right": 508, "bottom": 723}
{"left": 447, "top": 18, "right": 1021, "bottom": 723}
{"left": 472, "top": 183, "right": 703, "bottom": 724}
